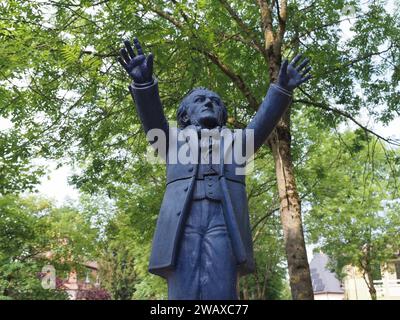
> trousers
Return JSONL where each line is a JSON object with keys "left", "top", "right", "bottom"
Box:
{"left": 167, "top": 199, "right": 237, "bottom": 300}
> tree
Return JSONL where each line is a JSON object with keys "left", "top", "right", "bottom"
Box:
{"left": 240, "top": 152, "right": 290, "bottom": 299}
{"left": 1, "top": 0, "right": 399, "bottom": 299}
{"left": 0, "top": 131, "right": 45, "bottom": 195}
{"left": 99, "top": 200, "right": 168, "bottom": 300}
{"left": 0, "top": 195, "right": 68, "bottom": 299}
{"left": 98, "top": 243, "right": 138, "bottom": 300}
{"left": 0, "top": 194, "right": 104, "bottom": 299}
{"left": 303, "top": 130, "right": 400, "bottom": 300}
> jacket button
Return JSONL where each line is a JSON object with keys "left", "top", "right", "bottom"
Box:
{"left": 188, "top": 167, "right": 194, "bottom": 172}
{"left": 184, "top": 186, "right": 188, "bottom": 192}
{"left": 177, "top": 211, "right": 181, "bottom": 216}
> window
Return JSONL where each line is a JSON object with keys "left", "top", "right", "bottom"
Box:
{"left": 395, "top": 261, "right": 400, "bottom": 280}
{"left": 371, "top": 263, "right": 382, "bottom": 281}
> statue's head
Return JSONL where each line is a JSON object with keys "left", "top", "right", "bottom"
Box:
{"left": 177, "top": 87, "right": 228, "bottom": 129}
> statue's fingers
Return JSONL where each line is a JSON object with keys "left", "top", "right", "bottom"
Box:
{"left": 120, "top": 48, "right": 131, "bottom": 64}
{"left": 133, "top": 37, "right": 144, "bottom": 55}
{"left": 280, "top": 59, "right": 289, "bottom": 74}
{"left": 296, "top": 58, "right": 310, "bottom": 71}
{"left": 299, "top": 74, "right": 312, "bottom": 84}
{"left": 301, "top": 66, "right": 312, "bottom": 77}
{"left": 146, "top": 53, "right": 154, "bottom": 73}
{"left": 117, "top": 57, "right": 129, "bottom": 71}
{"left": 124, "top": 40, "right": 136, "bottom": 58}
{"left": 290, "top": 54, "right": 302, "bottom": 66}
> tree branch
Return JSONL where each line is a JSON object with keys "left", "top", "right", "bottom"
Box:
{"left": 195, "top": 48, "right": 260, "bottom": 110}
{"left": 150, "top": 6, "right": 184, "bottom": 29}
{"left": 215, "top": 31, "right": 260, "bottom": 52}
{"left": 294, "top": 93, "right": 400, "bottom": 147}
{"left": 218, "top": 0, "right": 268, "bottom": 61}
{"left": 252, "top": 206, "right": 279, "bottom": 232}
{"left": 148, "top": 4, "right": 261, "bottom": 111}
{"left": 277, "top": 0, "right": 287, "bottom": 38}
{"left": 332, "top": 44, "right": 394, "bottom": 72}
{"left": 257, "top": 0, "right": 275, "bottom": 53}
{"left": 274, "top": 0, "right": 287, "bottom": 54}
{"left": 170, "top": 0, "right": 191, "bottom": 24}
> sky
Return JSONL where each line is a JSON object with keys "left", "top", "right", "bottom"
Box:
{"left": 36, "top": 161, "right": 80, "bottom": 204}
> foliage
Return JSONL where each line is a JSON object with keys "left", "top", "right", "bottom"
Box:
{"left": 97, "top": 173, "right": 170, "bottom": 299}
{"left": 302, "top": 130, "right": 400, "bottom": 299}
{"left": 240, "top": 153, "right": 289, "bottom": 300}
{"left": 75, "top": 287, "right": 111, "bottom": 300}
{"left": 1, "top": 0, "right": 398, "bottom": 195}
{"left": 0, "top": 194, "right": 104, "bottom": 300}
{"left": 0, "top": 0, "right": 399, "bottom": 299}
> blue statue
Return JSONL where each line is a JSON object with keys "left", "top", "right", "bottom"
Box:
{"left": 118, "top": 38, "right": 311, "bottom": 300}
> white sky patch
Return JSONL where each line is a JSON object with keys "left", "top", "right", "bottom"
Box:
{"left": 56, "top": 89, "right": 81, "bottom": 100}
{"left": 0, "top": 117, "right": 13, "bottom": 131}
{"left": 84, "top": 6, "right": 102, "bottom": 16}
{"left": 337, "top": 110, "right": 400, "bottom": 143}
{"left": 0, "top": 76, "right": 30, "bottom": 90}
{"left": 83, "top": 45, "right": 96, "bottom": 53}
{"left": 335, "top": 0, "right": 400, "bottom": 143}
{"left": 35, "top": 0, "right": 57, "bottom": 29}
{"left": 307, "top": 244, "right": 317, "bottom": 263}
{"left": 59, "top": 31, "right": 75, "bottom": 41}
{"left": 29, "top": 159, "right": 80, "bottom": 205}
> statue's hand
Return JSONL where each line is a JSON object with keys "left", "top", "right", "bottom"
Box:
{"left": 118, "top": 38, "right": 153, "bottom": 84}
{"left": 278, "top": 54, "right": 311, "bottom": 92}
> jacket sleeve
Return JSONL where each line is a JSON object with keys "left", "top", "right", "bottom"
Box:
{"left": 244, "top": 84, "right": 292, "bottom": 155}
{"left": 128, "top": 78, "right": 169, "bottom": 152}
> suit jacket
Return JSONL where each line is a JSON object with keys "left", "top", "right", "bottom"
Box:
{"left": 129, "top": 79, "right": 292, "bottom": 278}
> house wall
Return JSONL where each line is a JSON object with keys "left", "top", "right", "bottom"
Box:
{"left": 343, "top": 272, "right": 372, "bottom": 300}
{"left": 314, "top": 293, "right": 344, "bottom": 300}
{"left": 343, "top": 261, "right": 400, "bottom": 300}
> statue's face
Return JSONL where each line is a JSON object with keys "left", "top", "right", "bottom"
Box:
{"left": 185, "top": 89, "right": 225, "bottom": 129}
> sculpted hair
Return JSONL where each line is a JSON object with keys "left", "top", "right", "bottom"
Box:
{"left": 177, "top": 87, "right": 228, "bottom": 128}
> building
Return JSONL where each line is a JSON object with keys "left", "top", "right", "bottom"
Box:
{"left": 62, "top": 261, "right": 102, "bottom": 300}
{"left": 38, "top": 249, "right": 109, "bottom": 300}
{"left": 310, "top": 252, "right": 400, "bottom": 300}
{"left": 343, "top": 258, "right": 400, "bottom": 300}
{"left": 310, "top": 253, "right": 345, "bottom": 300}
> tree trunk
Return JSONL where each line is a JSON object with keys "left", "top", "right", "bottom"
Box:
{"left": 239, "top": 275, "right": 249, "bottom": 300}
{"left": 362, "top": 264, "right": 377, "bottom": 300}
{"left": 360, "top": 247, "right": 377, "bottom": 300}
{"left": 265, "top": 48, "right": 314, "bottom": 299}
{"left": 270, "top": 119, "right": 314, "bottom": 300}
{"left": 366, "top": 271, "right": 377, "bottom": 300}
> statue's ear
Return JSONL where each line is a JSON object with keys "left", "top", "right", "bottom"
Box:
{"left": 219, "top": 107, "right": 228, "bottom": 126}
{"left": 182, "top": 113, "right": 190, "bottom": 127}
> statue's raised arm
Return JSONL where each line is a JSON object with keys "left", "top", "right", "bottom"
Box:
{"left": 118, "top": 38, "right": 169, "bottom": 152}
{"left": 246, "top": 54, "right": 312, "bottom": 154}
{"left": 278, "top": 54, "right": 312, "bottom": 91}
{"left": 118, "top": 38, "right": 154, "bottom": 86}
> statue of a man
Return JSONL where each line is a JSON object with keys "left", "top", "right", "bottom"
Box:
{"left": 118, "top": 38, "right": 311, "bottom": 300}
